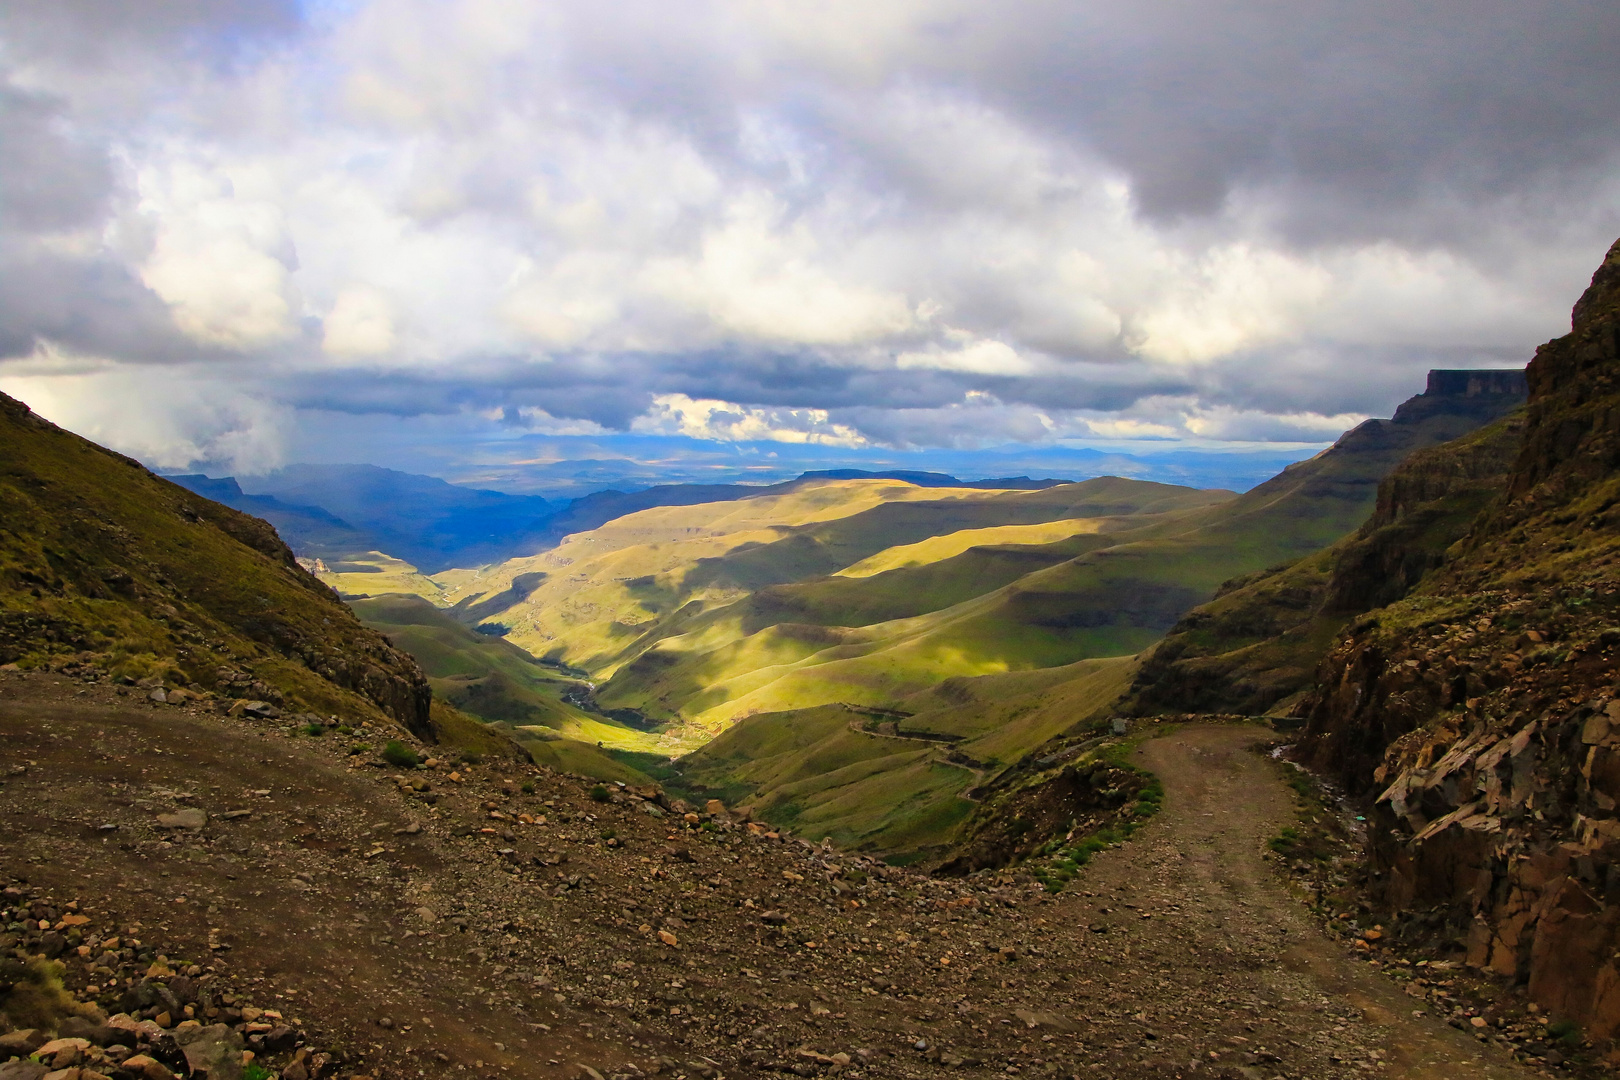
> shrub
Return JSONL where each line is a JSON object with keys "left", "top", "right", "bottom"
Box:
{"left": 0, "top": 957, "right": 80, "bottom": 1031}
{"left": 521, "top": 780, "right": 535, "bottom": 794}
{"left": 382, "top": 740, "right": 421, "bottom": 769}
{"left": 590, "top": 784, "right": 611, "bottom": 802}
{"left": 1548, "top": 1019, "right": 1581, "bottom": 1047}
{"left": 301, "top": 722, "right": 325, "bottom": 736}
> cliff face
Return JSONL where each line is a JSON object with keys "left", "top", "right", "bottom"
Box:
{"left": 1127, "top": 375, "right": 1526, "bottom": 718}
{"left": 0, "top": 391, "right": 434, "bottom": 738}
{"left": 1297, "top": 237, "right": 1620, "bottom": 1041}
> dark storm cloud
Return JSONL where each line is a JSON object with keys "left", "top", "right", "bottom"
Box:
{"left": 942, "top": 1, "right": 1620, "bottom": 230}
{"left": 0, "top": 85, "right": 110, "bottom": 231}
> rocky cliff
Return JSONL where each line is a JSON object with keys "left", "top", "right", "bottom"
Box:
{"left": 1297, "top": 237, "right": 1620, "bottom": 1043}
{"left": 0, "top": 391, "right": 435, "bottom": 739}
{"left": 1127, "top": 373, "right": 1526, "bottom": 718}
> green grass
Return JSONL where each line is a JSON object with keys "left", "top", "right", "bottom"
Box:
{"left": 520, "top": 736, "right": 657, "bottom": 785}
{"left": 0, "top": 391, "right": 432, "bottom": 732}
{"left": 382, "top": 740, "right": 421, "bottom": 769}
{"left": 587, "top": 439, "right": 1415, "bottom": 731}
{"left": 668, "top": 656, "right": 1137, "bottom": 856}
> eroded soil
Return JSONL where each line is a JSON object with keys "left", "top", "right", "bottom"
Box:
{"left": 0, "top": 673, "right": 1544, "bottom": 1079}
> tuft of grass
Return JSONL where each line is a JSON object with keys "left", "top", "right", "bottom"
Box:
{"left": 382, "top": 740, "right": 420, "bottom": 769}
{"left": 590, "top": 784, "right": 611, "bottom": 802}
{"left": 0, "top": 957, "right": 82, "bottom": 1031}
{"left": 301, "top": 721, "right": 325, "bottom": 736}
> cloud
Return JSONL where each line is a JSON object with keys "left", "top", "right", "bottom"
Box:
{"left": 897, "top": 337, "right": 1034, "bottom": 376}
{"left": 136, "top": 157, "right": 302, "bottom": 350}
{"left": 322, "top": 284, "right": 398, "bottom": 357}
{"left": 0, "top": 346, "right": 291, "bottom": 473}
{"left": 633, "top": 393, "right": 867, "bottom": 447}
{"left": 0, "top": 0, "right": 1616, "bottom": 476}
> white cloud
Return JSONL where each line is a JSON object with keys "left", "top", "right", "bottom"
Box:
{"left": 897, "top": 336, "right": 1034, "bottom": 375}
{"left": 1181, "top": 406, "right": 1369, "bottom": 442}
{"left": 0, "top": 347, "right": 290, "bottom": 473}
{"left": 1127, "top": 244, "right": 1332, "bottom": 366}
{"left": 2, "top": 0, "right": 1614, "bottom": 474}
{"left": 1080, "top": 417, "right": 1180, "bottom": 440}
{"left": 322, "top": 284, "right": 397, "bottom": 357}
{"left": 136, "top": 158, "right": 302, "bottom": 351}
{"left": 633, "top": 393, "right": 867, "bottom": 447}
{"left": 639, "top": 193, "right": 917, "bottom": 347}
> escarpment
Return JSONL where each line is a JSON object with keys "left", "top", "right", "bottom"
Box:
{"left": 1126, "top": 382, "right": 1525, "bottom": 720}
{"left": 1297, "top": 237, "right": 1620, "bottom": 1041}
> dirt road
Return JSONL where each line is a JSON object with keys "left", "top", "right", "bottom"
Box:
{"left": 0, "top": 672, "right": 1547, "bottom": 1079}
{"left": 1075, "top": 723, "right": 1538, "bottom": 1079}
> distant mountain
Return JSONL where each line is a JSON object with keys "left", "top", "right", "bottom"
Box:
{"left": 166, "top": 474, "right": 373, "bottom": 554}
{"left": 169, "top": 464, "right": 555, "bottom": 574}
{"left": 170, "top": 465, "right": 1074, "bottom": 574}
{"left": 579, "top": 368, "right": 1527, "bottom": 730}
{"left": 458, "top": 433, "right": 1324, "bottom": 498}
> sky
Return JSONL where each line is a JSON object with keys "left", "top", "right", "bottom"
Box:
{"left": 1, "top": 0, "right": 1618, "bottom": 489}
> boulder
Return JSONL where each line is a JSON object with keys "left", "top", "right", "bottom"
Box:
{"left": 153, "top": 809, "right": 207, "bottom": 831}
{"left": 172, "top": 1024, "right": 242, "bottom": 1080}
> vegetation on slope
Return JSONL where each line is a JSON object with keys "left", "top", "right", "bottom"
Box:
{"left": 0, "top": 391, "right": 526, "bottom": 757}
{"left": 431, "top": 478, "right": 1054, "bottom": 673}
{"left": 0, "top": 392, "right": 425, "bottom": 730}
{"left": 598, "top": 383, "right": 1522, "bottom": 731}
{"left": 348, "top": 594, "right": 690, "bottom": 780}
{"left": 1127, "top": 411, "right": 1526, "bottom": 717}
{"left": 674, "top": 656, "right": 1135, "bottom": 859}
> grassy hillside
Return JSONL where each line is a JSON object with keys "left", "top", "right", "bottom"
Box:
{"left": 318, "top": 551, "right": 449, "bottom": 604}
{"left": 432, "top": 478, "right": 1036, "bottom": 673}
{"left": 676, "top": 656, "right": 1134, "bottom": 858}
{"left": 596, "top": 376, "right": 1525, "bottom": 731}
{"left": 0, "top": 390, "right": 514, "bottom": 755}
{"left": 348, "top": 594, "right": 695, "bottom": 757}
{"left": 1126, "top": 411, "right": 1525, "bottom": 717}
{"left": 835, "top": 517, "right": 1110, "bottom": 577}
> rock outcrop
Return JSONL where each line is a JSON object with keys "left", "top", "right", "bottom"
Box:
{"left": 1297, "top": 237, "right": 1620, "bottom": 1042}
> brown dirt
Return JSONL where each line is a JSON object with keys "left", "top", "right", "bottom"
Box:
{"left": 1120, "top": 724, "right": 1540, "bottom": 1079}
{"left": 0, "top": 673, "right": 1548, "bottom": 1079}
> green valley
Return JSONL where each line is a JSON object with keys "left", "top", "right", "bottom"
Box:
{"left": 306, "top": 369, "right": 1526, "bottom": 861}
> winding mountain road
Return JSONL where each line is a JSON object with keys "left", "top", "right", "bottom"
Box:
{"left": 1062, "top": 723, "right": 1539, "bottom": 1079}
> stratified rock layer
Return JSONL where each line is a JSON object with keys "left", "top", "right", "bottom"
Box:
{"left": 1299, "top": 237, "right": 1620, "bottom": 1041}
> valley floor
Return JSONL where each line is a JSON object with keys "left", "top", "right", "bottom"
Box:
{"left": 0, "top": 673, "right": 1540, "bottom": 1080}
